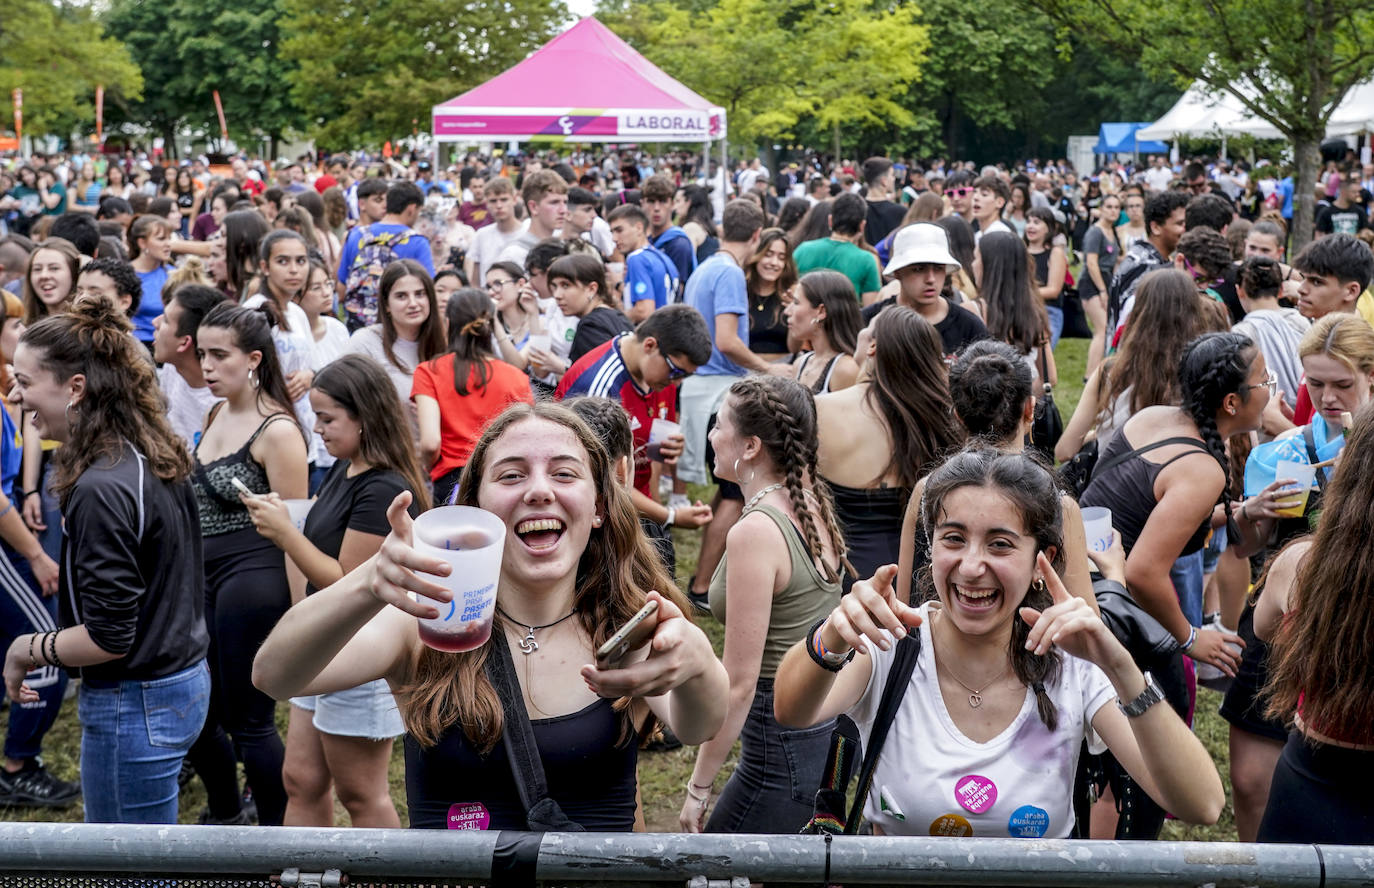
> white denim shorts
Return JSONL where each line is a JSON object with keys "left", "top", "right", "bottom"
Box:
{"left": 290, "top": 679, "right": 404, "bottom": 740}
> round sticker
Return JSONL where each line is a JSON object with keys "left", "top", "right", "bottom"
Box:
{"left": 929, "top": 813, "right": 973, "bottom": 837}
{"left": 447, "top": 802, "right": 490, "bottom": 830}
{"left": 634, "top": 280, "right": 648, "bottom": 295}
{"left": 1007, "top": 804, "right": 1050, "bottom": 838}
{"left": 954, "top": 774, "right": 998, "bottom": 814}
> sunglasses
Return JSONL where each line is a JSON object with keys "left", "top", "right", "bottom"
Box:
{"left": 663, "top": 352, "right": 690, "bottom": 380}
{"left": 946, "top": 187, "right": 972, "bottom": 198}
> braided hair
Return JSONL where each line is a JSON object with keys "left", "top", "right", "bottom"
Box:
{"left": 726, "top": 375, "right": 853, "bottom": 583}
{"left": 1179, "top": 332, "right": 1257, "bottom": 528}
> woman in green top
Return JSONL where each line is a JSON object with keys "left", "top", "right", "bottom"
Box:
{"left": 681, "top": 375, "right": 850, "bottom": 834}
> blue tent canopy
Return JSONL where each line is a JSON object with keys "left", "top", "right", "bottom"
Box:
{"left": 1094, "top": 122, "right": 1170, "bottom": 155}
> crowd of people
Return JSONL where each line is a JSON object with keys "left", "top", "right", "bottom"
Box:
{"left": 0, "top": 143, "right": 1368, "bottom": 846}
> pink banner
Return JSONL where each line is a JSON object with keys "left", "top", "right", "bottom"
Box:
{"left": 435, "top": 114, "right": 620, "bottom": 138}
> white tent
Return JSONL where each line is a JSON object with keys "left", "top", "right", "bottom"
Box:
{"left": 1140, "top": 78, "right": 1374, "bottom": 141}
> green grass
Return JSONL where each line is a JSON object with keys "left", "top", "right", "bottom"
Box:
{"left": 0, "top": 335, "right": 1238, "bottom": 839}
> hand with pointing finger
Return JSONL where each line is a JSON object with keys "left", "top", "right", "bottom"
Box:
{"left": 820, "top": 564, "right": 924, "bottom": 657}
{"left": 1020, "top": 552, "right": 1127, "bottom": 670}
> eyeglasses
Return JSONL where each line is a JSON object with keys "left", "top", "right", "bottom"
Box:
{"left": 486, "top": 279, "right": 515, "bottom": 291}
{"left": 1182, "top": 256, "right": 1225, "bottom": 287}
{"left": 663, "top": 352, "right": 691, "bottom": 381}
{"left": 1244, "top": 369, "right": 1278, "bottom": 397}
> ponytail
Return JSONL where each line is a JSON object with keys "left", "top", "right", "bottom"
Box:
{"left": 21, "top": 298, "right": 191, "bottom": 503}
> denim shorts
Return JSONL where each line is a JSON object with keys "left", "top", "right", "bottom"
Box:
{"left": 290, "top": 679, "right": 404, "bottom": 740}
{"left": 78, "top": 660, "right": 210, "bottom": 823}
{"left": 705, "top": 679, "right": 834, "bottom": 834}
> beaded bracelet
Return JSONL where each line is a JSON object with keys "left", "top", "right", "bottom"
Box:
{"left": 45, "top": 631, "right": 64, "bottom": 669}
{"left": 26, "top": 632, "right": 39, "bottom": 671}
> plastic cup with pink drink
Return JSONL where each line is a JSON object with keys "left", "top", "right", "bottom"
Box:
{"left": 646, "top": 417, "right": 681, "bottom": 462}
{"left": 409, "top": 506, "right": 506, "bottom": 652}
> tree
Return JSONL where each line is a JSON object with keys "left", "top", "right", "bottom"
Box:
{"left": 1030, "top": 0, "right": 1374, "bottom": 250}
{"left": 0, "top": 0, "right": 142, "bottom": 137}
{"left": 104, "top": 0, "right": 303, "bottom": 153}
{"left": 280, "top": 0, "right": 568, "bottom": 148}
{"left": 603, "top": 0, "right": 928, "bottom": 155}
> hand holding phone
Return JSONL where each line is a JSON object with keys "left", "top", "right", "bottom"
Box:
{"left": 595, "top": 599, "right": 660, "bottom": 670}
{"left": 230, "top": 476, "right": 257, "bottom": 499}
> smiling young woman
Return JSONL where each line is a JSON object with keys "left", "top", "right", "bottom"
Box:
{"left": 773, "top": 447, "right": 1225, "bottom": 838}
{"left": 252, "top": 401, "right": 728, "bottom": 830}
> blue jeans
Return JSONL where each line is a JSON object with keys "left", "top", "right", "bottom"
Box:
{"left": 78, "top": 661, "right": 210, "bottom": 823}
{"left": 1046, "top": 305, "right": 1064, "bottom": 350}
{"left": 705, "top": 679, "right": 834, "bottom": 834}
{"left": 1169, "top": 549, "right": 1205, "bottom": 629}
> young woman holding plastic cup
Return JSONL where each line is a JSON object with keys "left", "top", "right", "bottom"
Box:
{"left": 253, "top": 401, "right": 729, "bottom": 830}
{"left": 1233, "top": 313, "right": 1374, "bottom": 556}
{"left": 243, "top": 354, "right": 430, "bottom": 828}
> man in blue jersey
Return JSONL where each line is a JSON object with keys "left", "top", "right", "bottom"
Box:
{"left": 608, "top": 204, "right": 678, "bottom": 323}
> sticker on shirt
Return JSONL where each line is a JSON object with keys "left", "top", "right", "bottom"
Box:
{"left": 447, "top": 802, "right": 490, "bottom": 830}
{"left": 929, "top": 813, "right": 973, "bottom": 837}
{"left": 878, "top": 785, "right": 906, "bottom": 821}
{"left": 1007, "top": 804, "right": 1050, "bottom": 838}
{"left": 954, "top": 774, "right": 997, "bottom": 814}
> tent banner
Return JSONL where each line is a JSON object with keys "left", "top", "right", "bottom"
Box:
{"left": 433, "top": 107, "right": 725, "bottom": 142}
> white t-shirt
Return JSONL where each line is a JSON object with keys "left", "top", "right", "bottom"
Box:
{"left": 974, "top": 219, "right": 1014, "bottom": 245}
{"left": 158, "top": 363, "right": 220, "bottom": 450}
{"left": 310, "top": 315, "right": 352, "bottom": 370}
{"left": 848, "top": 602, "right": 1116, "bottom": 839}
{"left": 242, "top": 295, "right": 319, "bottom": 463}
{"left": 345, "top": 324, "right": 420, "bottom": 442}
{"left": 1144, "top": 166, "right": 1174, "bottom": 193}
{"left": 469, "top": 220, "right": 530, "bottom": 284}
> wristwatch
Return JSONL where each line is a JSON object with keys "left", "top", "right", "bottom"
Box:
{"left": 1118, "top": 671, "right": 1165, "bottom": 718}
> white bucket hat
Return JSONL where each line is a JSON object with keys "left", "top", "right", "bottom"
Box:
{"left": 884, "top": 223, "right": 961, "bottom": 275}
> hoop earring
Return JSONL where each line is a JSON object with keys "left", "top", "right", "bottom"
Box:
{"left": 248, "top": 368, "right": 259, "bottom": 389}
{"left": 733, "top": 457, "right": 756, "bottom": 486}
{"left": 1033, "top": 577, "right": 1047, "bottom": 595}
{"left": 64, "top": 401, "right": 79, "bottom": 427}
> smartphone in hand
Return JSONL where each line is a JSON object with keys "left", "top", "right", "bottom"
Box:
{"left": 595, "top": 599, "right": 660, "bottom": 670}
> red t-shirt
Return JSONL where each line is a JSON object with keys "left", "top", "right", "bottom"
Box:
{"left": 411, "top": 355, "right": 534, "bottom": 479}
{"left": 553, "top": 335, "right": 676, "bottom": 496}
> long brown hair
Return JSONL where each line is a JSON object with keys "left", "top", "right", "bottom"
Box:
{"left": 22, "top": 237, "right": 80, "bottom": 324}
{"left": 918, "top": 446, "right": 1065, "bottom": 731}
{"left": 1098, "top": 268, "right": 1229, "bottom": 417}
{"left": 744, "top": 228, "right": 798, "bottom": 329}
{"left": 1264, "top": 404, "right": 1374, "bottom": 743}
{"left": 22, "top": 299, "right": 191, "bottom": 506}
{"left": 312, "top": 354, "right": 432, "bottom": 511}
{"left": 866, "top": 305, "right": 963, "bottom": 488}
{"left": 377, "top": 260, "right": 446, "bottom": 373}
{"left": 727, "top": 375, "right": 852, "bottom": 583}
{"left": 396, "top": 402, "right": 685, "bottom": 751}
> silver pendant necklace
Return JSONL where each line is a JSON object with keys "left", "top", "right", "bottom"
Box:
{"left": 496, "top": 605, "right": 576, "bottom": 655}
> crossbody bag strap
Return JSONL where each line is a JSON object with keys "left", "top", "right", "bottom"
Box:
{"left": 1302, "top": 424, "right": 1327, "bottom": 491}
{"left": 1092, "top": 435, "right": 1210, "bottom": 481}
{"left": 485, "top": 629, "right": 553, "bottom": 814}
{"left": 844, "top": 631, "right": 922, "bottom": 834}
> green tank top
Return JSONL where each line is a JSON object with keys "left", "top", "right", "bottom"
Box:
{"left": 707, "top": 503, "right": 842, "bottom": 680}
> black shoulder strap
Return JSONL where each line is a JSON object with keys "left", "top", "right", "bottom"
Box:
{"left": 845, "top": 630, "right": 922, "bottom": 834}
{"left": 485, "top": 630, "right": 583, "bottom": 831}
{"left": 1093, "top": 435, "right": 1210, "bottom": 480}
{"left": 1302, "top": 425, "right": 1327, "bottom": 491}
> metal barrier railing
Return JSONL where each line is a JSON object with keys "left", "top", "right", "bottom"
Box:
{"left": 0, "top": 823, "right": 1370, "bottom": 888}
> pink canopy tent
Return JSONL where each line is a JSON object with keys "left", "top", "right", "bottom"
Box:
{"left": 431, "top": 17, "right": 727, "bottom": 145}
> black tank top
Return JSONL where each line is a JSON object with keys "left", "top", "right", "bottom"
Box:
{"left": 1080, "top": 433, "right": 1217, "bottom": 556}
{"left": 404, "top": 697, "right": 638, "bottom": 830}
{"left": 748, "top": 290, "right": 790, "bottom": 355}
